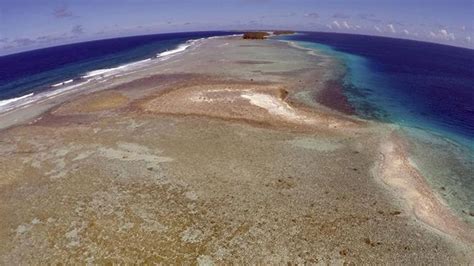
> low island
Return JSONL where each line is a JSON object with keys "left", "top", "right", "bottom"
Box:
{"left": 242, "top": 31, "right": 270, "bottom": 39}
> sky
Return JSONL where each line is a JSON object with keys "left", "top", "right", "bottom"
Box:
{"left": 0, "top": 0, "right": 473, "bottom": 55}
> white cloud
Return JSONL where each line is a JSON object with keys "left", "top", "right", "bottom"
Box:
{"left": 429, "top": 29, "right": 456, "bottom": 41}
{"left": 387, "top": 24, "right": 396, "bottom": 33}
{"left": 331, "top": 20, "right": 354, "bottom": 30}
{"left": 342, "top": 20, "right": 350, "bottom": 29}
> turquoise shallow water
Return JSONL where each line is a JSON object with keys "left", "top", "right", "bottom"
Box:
{"left": 280, "top": 33, "right": 474, "bottom": 220}
{"left": 401, "top": 127, "right": 473, "bottom": 221}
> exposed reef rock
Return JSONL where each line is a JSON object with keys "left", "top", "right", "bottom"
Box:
{"left": 273, "top": 30, "right": 296, "bottom": 35}
{"left": 243, "top": 32, "right": 270, "bottom": 39}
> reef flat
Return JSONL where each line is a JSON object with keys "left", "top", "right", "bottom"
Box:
{"left": 0, "top": 36, "right": 472, "bottom": 264}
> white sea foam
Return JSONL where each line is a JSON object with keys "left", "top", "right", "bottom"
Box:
{"left": 43, "top": 79, "right": 91, "bottom": 98}
{"left": 207, "top": 34, "right": 243, "bottom": 39}
{"left": 82, "top": 58, "right": 152, "bottom": 79}
{"left": 157, "top": 42, "right": 192, "bottom": 58}
{"left": 0, "top": 80, "right": 92, "bottom": 113}
{"left": 0, "top": 34, "right": 239, "bottom": 114}
{"left": 0, "top": 93, "right": 35, "bottom": 108}
{"left": 0, "top": 92, "right": 40, "bottom": 113}
{"left": 82, "top": 40, "right": 198, "bottom": 79}
{"left": 82, "top": 35, "right": 238, "bottom": 79}
{"left": 51, "top": 79, "right": 74, "bottom": 87}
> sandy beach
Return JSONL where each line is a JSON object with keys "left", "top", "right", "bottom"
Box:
{"left": 0, "top": 36, "right": 472, "bottom": 264}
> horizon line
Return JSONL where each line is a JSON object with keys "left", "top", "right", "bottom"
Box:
{"left": 1, "top": 29, "right": 473, "bottom": 57}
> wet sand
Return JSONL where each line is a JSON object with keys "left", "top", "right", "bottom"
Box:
{"left": 0, "top": 36, "right": 472, "bottom": 264}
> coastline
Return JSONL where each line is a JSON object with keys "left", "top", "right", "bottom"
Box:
{"left": 0, "top": 35, "right": 229, "bottom": 131}
{"left": 0, "top": 34, "right": 240, "bottom": 120}
{"left": 0, "top": 35, "right": 472, "bottom": 263}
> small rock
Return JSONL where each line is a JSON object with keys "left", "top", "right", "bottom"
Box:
{"left": 15, "top": 224, "right": 30, "bottom": 235}
{"left": 185, "top": 191, "right": 198, "bottom": 201}
{"left": 181, "top": 227, "right": 203, "bottom": 243}
{"left": 197, "top": 255, "right": 214, "bottom": 266}
{"left": 364, "top": 238, "right": 377, "bottom": 247}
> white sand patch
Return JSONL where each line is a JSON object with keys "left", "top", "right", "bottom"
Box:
{"left": 181, "top": 226, "right": 204, "bottom": 243}
{"left": 97, "top": 147, "right": 171, "bottom": 163}
{"left": 98, "top": 142, "right": 173, "bottom": 164}
{"left": 190, "top": 92, "right": 216, "bottom": 103}
{"left": 116, "top": 119, "right": 145, "bottom": 130}
{"left": 72, "top": 150, "right": 95, "bottom": 161}
{"left": 117, "top": 142, "right": 151, "bottom": 154}
{"left": 206, "top": 88, "right": 237, "bottom": 93}
{"left": 131, "top": 204, "right": 168, "bottom": 233}
{"left": 44, "top": 147, "right": 70, "bottom": 179}
{"left": 119, "top": 222, "right": 135, "bottom": 231}
{"left": 197, "top": 255, "right": 214, "bottom": 266}
{"left": 15, "top": 224, "right": 32, "bottom": 236}
{"left": 241, "top": 92, "right": 300, "bottom": 120}
{"left": 65, "top": 227, "right": 81, "bottom": 247}
{"left": 185, "top": 191, "right": 198, "bottom": 201}
{"left": 190, "top": 88, "right": 250, "bottom": 104}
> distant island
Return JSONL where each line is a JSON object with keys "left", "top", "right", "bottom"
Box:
{"left": 272, "top": 30, "right": 296, "bottom": 35}
{"left": 243, "top": 32, "right": 270, "bottom": 40}
{"left": 243, "top": 31, "right": 296, "bottom": 40}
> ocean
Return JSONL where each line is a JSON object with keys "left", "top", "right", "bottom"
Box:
{"left": 278, "top": 32, "right": 474, "bottom": 219}
{"left": 0, "top": 31, "right": 237, "bottom": 111}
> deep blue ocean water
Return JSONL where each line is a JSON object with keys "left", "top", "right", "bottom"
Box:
{"left": 280, "top": 32, "right": 474, "bottom": 148}
{"left": 0, "top": 31, "right": 237, "bottom": 102}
